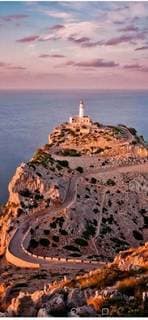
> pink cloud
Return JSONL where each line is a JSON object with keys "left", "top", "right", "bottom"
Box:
{"left": 39, "top": 54, "right": 65, "bottom": 58}
{"left": 0, "top": 14, "right": 29, "bottom": 22}
{"left": 0, "top": 61, "right": 26, "bottom": 71}
{"left": 67, "top": 35, "right": 102, "bottom": 48}
{"left": 118, "top": 25, "right": 139, "bottom": 32}
{"left": 135, "top": 45, "right": 148, "bottom": 51}
{"left": 17, "top": 35, "right": 39, "bottom": 43}
{"left": 66, "top": 59, "right": 118, "bottom": 68}
{"left": 49, "top": 24, "right": 65, "bottom": 31}
{"left": 123, "top": 64, "right": 148, "bottom": 72}
{"left": 105, "top": 32, "right": 145, "bottom": 45}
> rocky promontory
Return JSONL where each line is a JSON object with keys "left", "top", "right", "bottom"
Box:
{"left": 0, "top": 115, "right": 147, "bottom": 316}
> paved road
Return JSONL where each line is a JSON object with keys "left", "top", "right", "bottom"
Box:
{"left": 6, "top": 162, "right": 148, "bottom": 269}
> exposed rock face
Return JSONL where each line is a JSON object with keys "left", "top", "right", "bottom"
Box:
{"left": 37, "top": 308, "right": 49, "bottom": 317}
{"left": 114, "top": 242, "right": 148, "bottom": 271}
{"left": 46, "top": 293, "right": 66, "bottom": 316}
{"left": 67, "top": 288, "right": 86, "bottom": 309}
{"left": 0, "top": 153, "right": 68, "bottom": 256}
{"left": 0, "top": 244, "right": 147, "bottom": 317}
{"left": 7, "top": 292, "right": 36, "bottom": 316}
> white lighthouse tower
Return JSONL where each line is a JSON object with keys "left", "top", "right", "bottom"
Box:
{"left": 79, "top": 100, "right": 84, "bottom": 118}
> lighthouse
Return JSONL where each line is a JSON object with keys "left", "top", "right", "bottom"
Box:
{"left": 79, "top": 100, "right": 84, "bottom": 118}
{"left": 69, "top": 100, "right": 91, "bottom": 126}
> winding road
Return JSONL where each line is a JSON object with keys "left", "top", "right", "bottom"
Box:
{"left": 6, "top": 161, "right": 148, "bottom": 269}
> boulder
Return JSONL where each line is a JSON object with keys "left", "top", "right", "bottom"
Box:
{"left": 46, "top": 293, "right": 66, "bottom": 316}
{"left": 37, "top": 308, "right": 49, "bottom": 317}
{"left": 0, "top": 312, "right": 8, "bottom": 317}
{"left": 7, "top": 292, "right": 36, "bottom": 317}
{"left": 67, "top": 288, "right": 86, "bottom": 309}
{"left": 76, "top": 305, "right": 98, "bottom": 317}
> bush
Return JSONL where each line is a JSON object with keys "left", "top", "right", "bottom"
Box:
{"left": 35, "top": 193, "right": 43, "bottom": 200}
{"left": 63, "top": 245, "right": 80, "bottom": 252}
{"left": 30, "top": 239, "right": 38, "bottom": 249}
{"left": 19, "top": 188, "right": 32, "bottom": 197}
{"left": 75, "top": 238, "right": 88, "bottom": 246}
{"left": 76, "top": 166, "right": 84, "bottom": 173}
{"left": 62, "top": 149, "right": 81, "bottom": 156}
{"left": 44, "top": 229, "right": 50, "bottom": 235}
{"left": 60, "top": 229, "right": 68, "bottom": 235}
{"left": 39, "top": 238, "right": 50, "bottom": 246}
{"left": 128, "top": 127, "right": 137, "bottom": 135}
{"left": 57, "top": 160, "right": 69, "bottom": 167}
{"left": 106, "top": 179, "right": 116, "bottom": 186}
{"left": 133, "top": 230, "right": 143, "bottom": 241}
{"left": 50, "top": 221, "right": 57, "bottom": 228}
{"left": 91, "top": 177, "right": 97, "bottom": 184}
{"left": 52, "top": 235, "right": 59, "bottom": 242}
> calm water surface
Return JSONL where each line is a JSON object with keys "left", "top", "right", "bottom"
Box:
{"left": 0, "top": 89, "right": 148, "bottom": 203}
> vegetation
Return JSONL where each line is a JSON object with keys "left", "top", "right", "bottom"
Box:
{"left": 29, "top": 238, "right": 38, "bottom": 249}
{"left": 133, "top": 230, "right": 143, "bottom": 241}
{"left": 63, "top": 245, "right": 80, "bottom": 252}
{"left": 61, "top": 149, "right": 81, "bottom": 156}
{"left": 106, "top": 179, "right": 116, "bottom": 186}
{"left": 39, "top": 238, "right": 50, "bottom": 247}
{"left": 74, "top": 238, "right": 88, "bottom": 247}
{"left": 76, "top": 166, "right": 84, "bottom": 173}
{"left": 56, "top": 159, "right": 69, "bottom": 168}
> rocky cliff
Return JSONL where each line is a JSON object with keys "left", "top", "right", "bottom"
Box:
{"left": 0, "top": 150, "right": 70, "bottom": 256}
{"left": 0, "top": 243, "right": 147, "bottom": 316}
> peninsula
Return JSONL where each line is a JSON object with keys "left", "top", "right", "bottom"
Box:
{"left": 0, "top": 101, "right": 147, "bottom": 316}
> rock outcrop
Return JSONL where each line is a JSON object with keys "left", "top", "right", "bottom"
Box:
{"left": 1, "top": 244, "right": 147, "bottom": 317}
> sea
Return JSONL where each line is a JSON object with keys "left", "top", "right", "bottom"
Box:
{"left": 0, "top": 89, "right": 148, "bottom": 204}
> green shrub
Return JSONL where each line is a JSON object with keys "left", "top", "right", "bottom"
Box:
{"left": 64, "top": 245, "right": 80, "bottom": 252}
{"left": 57, "top": 160, "right": 69, "bottom": 167}
{"left": 106, "top": 179, "right": 116, "bottom": 186}
{"left": 52, "top": 235, "right": 59, "bottom": 242}
{"left": 133, "top": 230, "right": 143, "bottom": 241}
{"left": 75, "top": 238, "right": 88, "bottom": 246}
{"left": 76, "top": 166, "right": 84, "bottom": 173}
{"left": 91, "top": 177, "right": 97, "bottom": 184}
{"left": 39, "top": 238, "right": 50, "bottom": 246}
{"left": 30, "top": 238, "right": 38, "bottom": 248}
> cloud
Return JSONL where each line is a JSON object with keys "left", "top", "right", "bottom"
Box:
{"left": 67, "top": 35, "right": 102, "bottom": 48}
{"left": 105, "top": 32, "right": 145, "bottom": 46}
{"left": 0, "top": 61, "right": 26, "bottom": 70}
{"left": 123, "top": 64, "right": 148, "bottom": 72}
{"left": 39, "top": 54, "right": 65, "bottom": 58}
{"left": 66, "top": 58, "right": 118, "bottom": 68}
{"left": 118, "top": 25, "right": 139, "bottom": 32}
{"left": 49, "top": 24, "right": 65, "bottom": 31}
{"left": 17, "top": 35, "right": 39, "bottom": 43}
{"left": 0, "top": 14, "right": 29, "bottom": 22}
{"left": 135, "top": 45, "right": 148, "bottom": 51}
{"left": 41, "top": 10, "right": 72, "bottom": 22}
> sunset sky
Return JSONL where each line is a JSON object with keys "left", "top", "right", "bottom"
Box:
{"left": 0, "top": 1, "right": 148, "bottom": 89}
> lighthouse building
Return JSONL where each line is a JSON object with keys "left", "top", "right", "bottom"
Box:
{"left": 69, "top": 100, "right": 91, "bottom": 126}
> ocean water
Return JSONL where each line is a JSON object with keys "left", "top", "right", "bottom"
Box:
{"left": 0, "top": 89, "right": 148, "bottom": 203}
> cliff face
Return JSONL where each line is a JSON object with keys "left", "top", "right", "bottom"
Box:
{"left": 0, "top": 152, "right": 69, "bottom": 256}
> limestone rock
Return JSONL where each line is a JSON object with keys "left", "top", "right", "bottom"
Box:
{"left": 113, "top": 242, "right": 148, "bottom": 271}
{"left": 37, "top": 308, "right": 49, "bottom": 317}
{"left": 76, "top": 305, "right": 98, "bottom": 316}
{"left": 7, "top": 292, "right": 36, "bottom": 317}
{"left": 67, "top": 288, "right": 86, "bottom": 309}
{"left": 46, "top": 293, "right": 66, "bottom": 316}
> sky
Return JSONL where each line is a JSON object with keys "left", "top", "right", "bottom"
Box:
{"left": 0, "top": 1, "right": 148, "bottom": 89}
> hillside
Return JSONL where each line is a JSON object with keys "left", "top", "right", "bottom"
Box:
{"left": 0, "top": 243, "right": 147, "bottom": 316}
{"left": 0, "top": 119, "right": 147, "bottom": 261}
{"left": 0, "top": 116, "right": 147, "bottom": 316}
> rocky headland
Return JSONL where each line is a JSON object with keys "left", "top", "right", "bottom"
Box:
{"left": 0, "top": 114, "right": 148, "bottom": 316}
